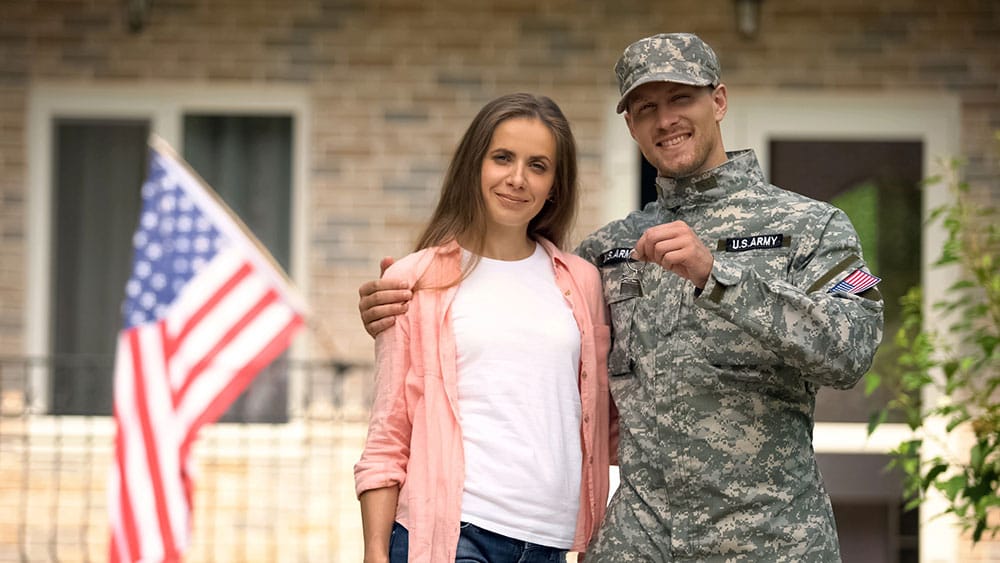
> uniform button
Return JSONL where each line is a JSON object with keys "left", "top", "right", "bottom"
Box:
{"left": 584, "top": 414, "right": 590, "bottom": 423}
{"left": 564, "top": 289, "right": 571, "bottom": 296}
{"left": 581, "top": 370, "right": 588, "bottom": 380}
{"left": 588, "top": 455, "right": 594, "bottom": 464}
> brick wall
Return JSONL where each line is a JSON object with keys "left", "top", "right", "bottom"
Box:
{"left": 1, "top": 0, "right": 997, "bottom": 362}
{"left": 0, "top": 0, "right": 997, "bottom": 560}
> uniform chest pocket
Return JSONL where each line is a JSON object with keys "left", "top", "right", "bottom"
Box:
{"left": 714, "top": 244, "right": 793, "bottom": 281}
{"left": 602, "top": 265, "right": 639, "bottom": 377}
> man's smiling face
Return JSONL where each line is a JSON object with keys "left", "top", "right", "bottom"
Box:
{"left": 624, "top": 81, "right": 729, "bottom": 179}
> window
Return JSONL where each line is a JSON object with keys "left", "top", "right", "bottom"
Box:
{"left": 28, "top": 86, "right": 307, "bottom": 421}
{"left": 50, "top": 119, "right": 148, "bottom": 415}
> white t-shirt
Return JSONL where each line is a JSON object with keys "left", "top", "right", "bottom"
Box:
{"left": 452, "top": 243, "right": 582, "bottom": 549}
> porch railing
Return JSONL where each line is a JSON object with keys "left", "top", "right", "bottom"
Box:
{"left": 0, "top": 355, "right": 374, "bottom": 562}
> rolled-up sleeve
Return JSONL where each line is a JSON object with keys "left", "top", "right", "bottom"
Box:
{"left": 354, "top": 313, "right": 413, "bottom": 497}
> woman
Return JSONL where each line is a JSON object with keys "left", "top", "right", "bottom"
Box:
{"left": 354, "top": 93, "right": 615, "bottom": 563}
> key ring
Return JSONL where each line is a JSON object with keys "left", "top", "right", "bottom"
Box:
{"left": 620, "top": 256, "right": 644, "bottom": 297}
{"left": 623, "top": 258, "right": 642, "bottom": 278}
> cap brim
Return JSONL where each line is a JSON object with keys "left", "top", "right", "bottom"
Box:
{"left": 616, "top": 72, "right": 715, "bottom": 113}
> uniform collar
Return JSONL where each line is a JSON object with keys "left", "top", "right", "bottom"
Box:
{"left": 654, "top": 149, "right": 765, "bottom": 210}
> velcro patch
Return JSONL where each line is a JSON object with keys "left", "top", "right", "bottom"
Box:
{"left": 718, "top": 234, "right": 788, "bottom": 252}
{"left": 599, "top": 247, "right": 635, "bottom": 267}
{"left": 830, "top": 268, "right": 882, "bottom": 295}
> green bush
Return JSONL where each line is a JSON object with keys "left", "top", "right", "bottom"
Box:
{"left": 866, "top": 154, "right": 1000, "bottom": 543}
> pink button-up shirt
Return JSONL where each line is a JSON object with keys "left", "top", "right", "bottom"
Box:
{"left": 355, "top": 238, "right": 617, "bottom": 562}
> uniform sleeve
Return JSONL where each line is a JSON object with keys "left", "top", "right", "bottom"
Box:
{"left": 694, "top": 208, "right": 884, "bottom": 389}
{"left": 353, "top": 302, "right": 413, "bottom": 497}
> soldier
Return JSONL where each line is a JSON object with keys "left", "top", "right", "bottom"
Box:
{"left": 359, "top": 33, "right": 884, "bottom": 562}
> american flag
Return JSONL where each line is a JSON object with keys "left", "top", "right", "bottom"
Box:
{"left": 109, "top": 137, "right": 305, "bottom": 562}
{"left": 830, "top": 268, "right": 881, "bottom": 295}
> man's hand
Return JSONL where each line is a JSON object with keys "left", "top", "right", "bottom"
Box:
{"left": 633, "top": 221, "right": 714, "bottom": 288}
{"left": 358, "top": 257, "right": 413, "bottom": 338}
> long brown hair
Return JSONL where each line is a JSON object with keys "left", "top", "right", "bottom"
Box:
{"left": 414, "top": 93, "right": 579, "bottom": 267}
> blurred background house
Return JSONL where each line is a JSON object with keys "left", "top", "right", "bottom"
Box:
{"left": 0, "top": 0, "right": 997, "bottom": 561}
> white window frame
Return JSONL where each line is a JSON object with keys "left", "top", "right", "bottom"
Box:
{"left": 26, "top": 83, "right": 312, "bottom": 418}
{"left": 603, "top": 90, "right": 963, "bottom": 562}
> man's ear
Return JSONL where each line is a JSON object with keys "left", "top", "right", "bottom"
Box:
{"left": 624, "top": 110, "right": 638, "bottom": 141}
{"left": 712, "top": 84, "right": 728, "bottom": 123}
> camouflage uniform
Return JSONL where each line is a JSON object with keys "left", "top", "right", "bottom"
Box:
{"left": 576, "top": 149, "right": 884, "bottom": 562}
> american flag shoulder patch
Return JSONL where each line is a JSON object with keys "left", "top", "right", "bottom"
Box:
{"left": 829, "top": 268, "right": 881, "bottom": 295}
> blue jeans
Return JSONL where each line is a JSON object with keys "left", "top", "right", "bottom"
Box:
{"left": 389, "top": 521, "right": 567, "bottom": 563}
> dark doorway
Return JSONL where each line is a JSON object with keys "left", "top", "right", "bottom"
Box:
{"left": 769, "top": 140, "right": 922, "bottom": 424}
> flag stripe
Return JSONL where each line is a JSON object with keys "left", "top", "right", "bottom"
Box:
{"left": 165, "top": 248, "right": 246, "bottom": 338}
{"left": 153, "top": 323, "right": 193, "bottom": 550}
{"left": 175, "top": 297, "right": 295, "bottom": 432}
{"left": 174, "top": 286, "right": 280, "bottom": 407}
{"left": 112, "top": 426, "right": 139, "bottom": 563}
{"left": 128, "top": 329, "right": 178, "bottom": 560}
{"left": 112, "top": 337, "right": 162, "bottom": 559}
{"left": 181, "top": 315, "right": 304, "bottom": 459}
{"left": 168, "top": 257, "right": 270, "bottom": 392}
{"left": 167, "top": 261, "right": 254, "bottom": 363}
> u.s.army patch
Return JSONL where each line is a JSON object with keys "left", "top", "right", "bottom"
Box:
{"left": 599, "top": 247, "right": 635, "bottom": 267}
{"left": 718, "top": 234, "right": 789, "bottom": 252}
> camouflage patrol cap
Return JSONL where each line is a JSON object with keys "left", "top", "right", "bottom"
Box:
{"left": 614, "top": 32, "right": 721, "bottom": 114}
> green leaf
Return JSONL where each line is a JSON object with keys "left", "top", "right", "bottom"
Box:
{"left": 971, "top": 441, "right": 987, "bottom": 473}
{"left": 948, "top": 279, "right": 976, "bottom": 291}
{"left": 943, "top": 360, "right": 961, "bottom": 381}
{"left": 946, "top": 413, "right": 971, "bottom": 432}
{"left": 864, "top": 372, "right": 881, "bottom": 397}
{"left": 868, "top": 409, "right": 888, "bottom": 435}
{"left": 938, "top": 475, "right": 966, "bottom": 501}
{"left": 922, "top": 463, "right": 949, "bottom": 492}
{"left": 973, "top": 519, "right": 987, "bottom": 542}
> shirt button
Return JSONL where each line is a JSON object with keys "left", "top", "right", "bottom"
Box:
{"left": 588, "top": 455, "right": 594, "bottom": 464}
{"left": 584, "top": 414, "right": 591, "bottom": 423}
{"left": 581, "top": 370, "right": 588, "bottom": 380}
{"left": 564, "top": 289, "right": 571, "bottom": 296}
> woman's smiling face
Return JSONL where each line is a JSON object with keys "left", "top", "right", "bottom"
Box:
{"left": 479, "top": 117, "right": 557, "bottom": 235}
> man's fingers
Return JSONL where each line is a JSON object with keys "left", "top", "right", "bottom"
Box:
{"left": 359, "top": 278, "right": 409, "bottom": 299}
{"left": 361, "top": 301, "right": 409, "bottom": 337}
{"left": 364, "top": 316, "right": 398, "bottom": 338}
{"left": 633, "top": 232, "right": 654, "bottom": 262}
{"left": 359, "top": 288, "right": 412, "bottom": 313}
{"left": 361, "top": 301, "right": 408, "bottom": 324}
{"left": 378, "top": 256, "right": 395, "bottom": 277}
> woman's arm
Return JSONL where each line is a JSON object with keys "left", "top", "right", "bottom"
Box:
{"left": 355, "top": 293, "right": 414, "bottom": 560}
{"left": 360, "top": 486, "right": 401, "bottom": 563}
